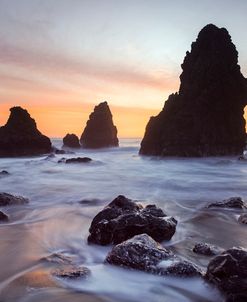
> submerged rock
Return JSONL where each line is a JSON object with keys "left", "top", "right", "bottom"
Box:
{"left": 80, "top": 102, "right": 118, "bottom": 148}
{"left": 238, "top": 213, "right": 247, "bottom": 224}
{"left": 193, "top": 243, "right": 223, "bottom": 256}
{"left": 106, "top": 234, "right": 201, "bottom": 277}
{"left": 52, "top": 147, "right": 66, "bottom": 154}
{"left": 0, "top": 211, "right": 8, "bottom": 221}
{"left": 205, "top": 247, "right": 247, "bottom": 302}
{"left": 51, "top": 266, "right": 91, "bottom": 279}
{"left": 140, "top": 24, "right": 247, "bottom": 157}
{"left": 88, "top": 195, "right": 177, "bottom": 245}
{"left": 0, "top": 170, "right": 9, "bottom": 177}
{"left": 63, "top": 133, "right": 80, "bottom": 148}
{"left": 0, "top": 192, "right": 29, "bottom": 206}
{"left": 207, "top": 197, "right": 247, "bottom": 209}
{"left": 0, "top": 106, "right": 51, "bottom": 156}
{"left": 41, "top": 252, "right": 74, "bottom": 265}
{"left": 44, "top": 154, "right": 56, "bottom": 160}
{"left": 58, "top": 157, "right": 92, "bottom": 164}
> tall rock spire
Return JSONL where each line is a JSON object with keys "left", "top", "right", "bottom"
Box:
{"left": 80, "top": 102, "right": 118, "bottom": 148}
{"left": 140, "top": 24, "right": 247, "bottom": 156}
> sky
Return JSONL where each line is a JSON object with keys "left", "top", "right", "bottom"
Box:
{"left": 0, "top": 0, "right": 247, "bottom": 138}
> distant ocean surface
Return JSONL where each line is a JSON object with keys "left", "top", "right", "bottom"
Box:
{"left": 0, "top": 138, "right": 246, "bottom": 302}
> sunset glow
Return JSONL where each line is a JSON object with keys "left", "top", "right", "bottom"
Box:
{"left": 0, "top": 0, "right": 247, "bottom": 137}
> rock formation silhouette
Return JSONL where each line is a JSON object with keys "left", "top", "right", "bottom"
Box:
{"left": 140, "top": 24, "right": 247, "bottom": 156}
{"left": 80, "top": 102, "right": 118, "bottom": 148}
{"left": 63, "top": 133, "right": 80, "bottom": 148}
{"left": 0, "top": 106, "right": 51, "bottom": 156}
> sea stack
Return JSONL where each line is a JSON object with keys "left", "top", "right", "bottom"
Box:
{"left": 80, "top": 102, "right": 118, "bottom": 148}
{"left": 0, "top": 106, "right": 51, "bottom": 156}
{"left": 63, "top": 133, "right": 80, "bottom": 148}
{"left": 140, "top": 24, "right": 247, "bottom": 157}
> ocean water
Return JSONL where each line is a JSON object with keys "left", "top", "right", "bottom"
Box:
{"left": 0, "top": 138, "right": 246, "bottom": 302}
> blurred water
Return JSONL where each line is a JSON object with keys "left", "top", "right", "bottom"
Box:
{"left": 0, "top": 138, "right": 246, "bottom": 302}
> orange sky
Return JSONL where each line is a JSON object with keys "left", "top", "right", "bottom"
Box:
{"left": 1, "top": 101, "right": 247, "bottom": 139}
{"left": 0, "top": 101, "right": 160, "bottom": 138}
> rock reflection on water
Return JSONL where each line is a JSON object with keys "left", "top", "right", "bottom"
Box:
{"left": 1, "top": 139, "right": 246, "bottom": 301}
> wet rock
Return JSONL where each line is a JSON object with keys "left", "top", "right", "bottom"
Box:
{"left": 51, "top": 266, "right": 91, "bottom": 279}
{"left": 205, "top": 247, "right": 247, "bottom": 302}
{"left": 52, "top": 147, "right": 66, "bottom": 154}
{"left": 106, "top": 234, "right": 201, "bottom": 277}
{"left": 63, "top": 133, "right": 80, "bottom": 148}
{"left": 207, "top": 197, "right": 247, "bottom": 209}
{"left": 140, "top": 24, "right": 247, "bottom": 157}
{"left": 88, "top": 195, "right": 177, "bottom": 245}
{"left": 41, "top": 252, "right": 74, "bottom": 265}
{"left": 58, "top": 157, "right": 66, "bottom": 163}
{"left": 80, "top": 101, "right": 119, "bottom": 148}
{"left": 0, "top": 170, "right": 9, "bottom": 176}
{"left": 0, "top": 106, "right": 51, "bottom": 156}
{"left": 106, "top": 234, "right": 171, "bottom": 270}
{"left": 79, "top": 198, "right": 102, "bottom": 206}
{"left": 0, "top": 192, "right": 29, "bottom": 206}
{"left": 56, "top": 149, "right": 66, "bottom": 154}
{"left": 58, "top": 157, "right": 92, "bottom": 164}
{"left": 193, "top": 243, "right": 223, "bottom": 256}
{"left": 158, "top": 259, "right": 202, "bottom": 277}
{"left": 238, "top": 213, "right": 247, "bottom": 224}
{"left": 0, "top": 211, "right": 8, "bottom": 221}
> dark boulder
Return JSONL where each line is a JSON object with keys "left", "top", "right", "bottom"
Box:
{"left": 106, "top": 234, "right": 201, "bottom": 277}
{"left": 0, "top": 211, "right": 8, "bottom": 221}
{"left": 0, "top": 106, "right": 51, "bottom": 156}
{"left": 207, "top": 197, "right": 247, "bottom": 209}
{"left": 88, "top": 195, "right": 177, "bottom": 245}
{"left": 51, "top": 266, "right": 91, "bottom": 279}
{"left": 0, "top": 192, "right": 29, "bottom": 206}
{"left": 205, "top": 247, "right": 247, "bottom": 302}
{"left": 58, "top": 157, "right": 92, "bottom": 164}
{"left": 80, "top": 102, "right": 118, "bottom": 148}
{"left": 193, "top": 243, "right": 223, "bottom": 256}
{"left": 140, "top": 24, "right": 247, "bottom": 157}
{"left": 63, "top": 133, "right": 80, "bottom": 148}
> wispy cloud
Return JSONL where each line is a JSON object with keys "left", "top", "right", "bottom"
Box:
{"left": 0, "top": 39, "right": 178, "bottom": 93}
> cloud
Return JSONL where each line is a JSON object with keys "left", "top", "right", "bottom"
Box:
{"left": 0, "top": 38, "right": 178, "bottom": 94}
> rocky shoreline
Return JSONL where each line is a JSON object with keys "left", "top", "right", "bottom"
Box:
{"left": 1, "top": 191, "right": 246, "bottom": 301}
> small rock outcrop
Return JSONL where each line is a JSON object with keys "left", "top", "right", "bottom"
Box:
{"left": 106, "top": 234, "right": 201, "bottom": 277}
{"left": 0, "top": 192, "right": 29, "bottom": 206}
{"left": 206, "top": 247, "right": 247, "bottom": 302}
{"left": 63, "top": 133, "right": 80, "bottom": 148}
{"left": 0, "top": 211, "right": 8, "bottom": 221}
{"left": 80, "top": 102, "right": 118, "bottom": 148}
{"left": 0, "top": 106, "right": 51, "bottom": 156}
{"left": 238, "top": 213, "right": 247, "bottom": 224}
{"left": 207, "top": 197, "right": 247, "bottom": 209}
{"left": 51, "top": 266, "right": 91, "bottom": 279}
{"left": 58, "top": 157, "right": 92, "bottom": 164}
{"left": 88, "top": 195, "right": 177, "bottom": 245}
{"left": 41, "top": 253, "right": 74, "bottom": 265}
{"left": 140, "top": 24, "right": 247, "bottom": 157}
{"left": 193, "top": 243, "right": 223, "bottom": 256}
